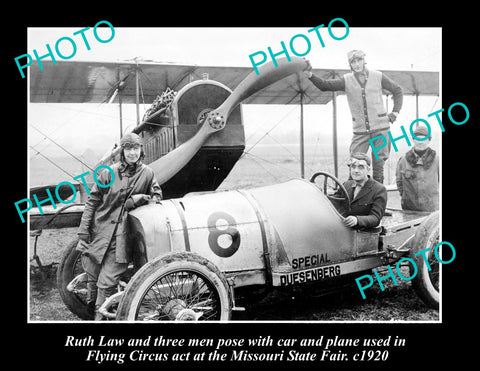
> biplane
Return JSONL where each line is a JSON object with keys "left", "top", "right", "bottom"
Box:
{"left": 27, "top": 55, "right": 443, "bottom": 321}
{"left": 28, "top": 57, "right": 439, "bottom": 232}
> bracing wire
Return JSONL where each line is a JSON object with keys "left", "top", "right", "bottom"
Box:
{"left": 29, "top": 146, "right": 74, "bottom": 178}
{"left": 241, "top": 152, "right": 297, "bottom": 182}
{"left": 30, "top": 125, "right": 94, "bottom": 171}
{"left": 242, "top": 104, "right": 299, "bottom": 159}
{"left": 241, "top": 103, "right": 333, "bottom": 178}
{"left": 265, "top": 132, "right": 300, "bottom": 162}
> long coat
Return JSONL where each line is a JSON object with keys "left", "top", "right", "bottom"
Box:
{"left": 77, "top": 161, "right": 162, "bottom": 264}
{"left": 396, "top": 148, "right": 439, "bottom": 212}
{"left": 343, "top": 177, "right": 387, "bottom": 230}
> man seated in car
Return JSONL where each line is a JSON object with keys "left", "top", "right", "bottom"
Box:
{"left": 341, "top": 152, "right": 387, "bottom": 229}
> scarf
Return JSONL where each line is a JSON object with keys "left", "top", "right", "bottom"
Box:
{"left": 118, "top": 159, "right": 143, "bottom": 179}
{"left": 405, "top": 147, "right": 436, "bottom": 170}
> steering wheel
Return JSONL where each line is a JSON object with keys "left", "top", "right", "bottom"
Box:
{"left": 310, "top": 171, "right": 350, "bottom": 216}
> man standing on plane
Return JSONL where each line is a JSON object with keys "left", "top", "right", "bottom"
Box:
{"left": 304, "top": 50, "right": 403, "bottom": 184}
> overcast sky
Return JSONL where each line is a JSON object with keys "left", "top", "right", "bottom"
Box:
{"left": 27, "top": 26, "right": 441, "bottom": 70}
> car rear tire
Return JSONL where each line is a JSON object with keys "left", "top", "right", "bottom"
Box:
{"left": 409, "top": 211, "right": 440, "bottom": 309}
{"left": 116, "top": 252, "right": 232, "bottom": 321}
{"left": 56, "top": 238, "right": 93, "bottom": 320}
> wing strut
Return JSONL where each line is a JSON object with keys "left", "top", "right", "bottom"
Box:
{"left": 300, "top": 91, "right": 305, "bottom": 179}
{"left": 332, "top": 91, "right": 338, "bottom": 177}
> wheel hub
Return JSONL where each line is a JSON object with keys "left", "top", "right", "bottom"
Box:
{"left": 175, "top": 308, "right": 203, "bottom": 321}
{"left": 162, "top": 299, "right": 203, "bottom": 321}
{"left": 163, "top": 298, "right": 186, "bottom": 320}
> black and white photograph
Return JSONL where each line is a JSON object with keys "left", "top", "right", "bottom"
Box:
{"left": 11, "top": 12, "right": 473, "bottom": 370}
{"left": 27, "top": 26, "right": 442, "bottom": 321}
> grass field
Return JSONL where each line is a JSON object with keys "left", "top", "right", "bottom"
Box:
{"left": 29, "top": 226, "right": 438, "bottom": 322}
{"left": 28, "top": 143, "right": 439, "bottom": 322}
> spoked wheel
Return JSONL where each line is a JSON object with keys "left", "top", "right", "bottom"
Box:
{"left": 116, "top": 253, "right": 232, "bottom": 321}
{"left": 56, "top": 238, "right": 93, "bottom": 320}
{"left": 410, "top": 211, "right": 440, "bottom": 309}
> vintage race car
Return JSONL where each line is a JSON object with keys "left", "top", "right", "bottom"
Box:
{"left": 57, "top": 171, "right": 439, "bottom": 321}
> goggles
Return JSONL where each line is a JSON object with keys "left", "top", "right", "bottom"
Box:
{"left": 347, "top": 160, "right": 369, "bottom": 170}
{"left": 122, "top": 143, "right": 141, "bottom": 150}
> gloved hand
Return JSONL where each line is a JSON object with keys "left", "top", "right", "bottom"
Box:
{"left": 303, "top": 59, "right": 313, "bottom": 78}
{"left": 125, "top": 194, "right": 151, "bottom": 211}
{"left": 76, "top": 237, "right": 90, "bottom": 253}
{"left": 388, "top": 112, "right": 398, "bottom": 123}
{"left": 78, "top": 233, "right": 90, "bottom": 243}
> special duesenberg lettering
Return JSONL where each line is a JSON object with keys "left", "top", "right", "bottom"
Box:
{"left": 291, "top": 253, "right": 330, "bottom": 269}
{"left": 280, "top": 264, "right": 341, "bottom": 286}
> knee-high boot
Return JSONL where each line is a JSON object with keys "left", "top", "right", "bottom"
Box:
{"left": 94, "top": 286, "right": 118, "bottom": 321}
{"left": 86, "top": 281, "right": 98, "bottom": 318}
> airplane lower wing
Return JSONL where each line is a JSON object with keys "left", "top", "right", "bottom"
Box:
{"left": 30, "top": 204, "right": 84, "bottom": 230}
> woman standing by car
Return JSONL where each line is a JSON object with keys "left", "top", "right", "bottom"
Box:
{"left": 76, "top": 132, "right": 162, "bottom": 320}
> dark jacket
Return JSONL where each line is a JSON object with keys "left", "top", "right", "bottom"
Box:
{"left": 396, "top": 147, "right": 439, "bottom": 211}
{"left": 77, "top": 161, "right": 162, "bottom": 264}
{"left": 343, "top": 177, "right": 387, "bottom": 229}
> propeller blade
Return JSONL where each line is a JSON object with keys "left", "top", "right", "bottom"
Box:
{"left": 147, "top": 56, "right": 308, "bottom": 186}
{"left": 150, "top": 122, "right": 213, "bottom": 185}
{"left": 204, "top": 56, "right": 308, "bottom": 132}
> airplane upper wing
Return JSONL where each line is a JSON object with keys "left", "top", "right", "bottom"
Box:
{"left": 29, "top": 61, "right": 439, "bottom": 106}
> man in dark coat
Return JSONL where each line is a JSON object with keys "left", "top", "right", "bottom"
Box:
{"left": 396, "top": 125, "right": 439, "bottom": 211}
{"left": 342, "top": 152, "right": 387, "bottom": 230}
{"left": 77, "top": 133, "right": 162, "bottom": 319}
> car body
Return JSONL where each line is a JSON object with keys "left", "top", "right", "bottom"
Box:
{"left": 101, "top": 175, "right": 437, "bottom": 321}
